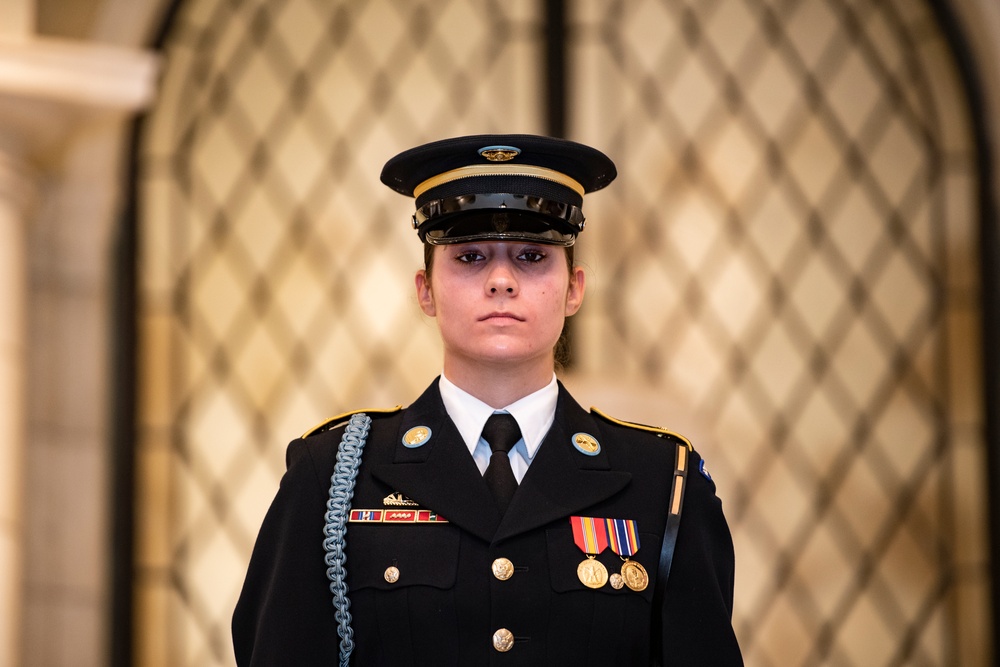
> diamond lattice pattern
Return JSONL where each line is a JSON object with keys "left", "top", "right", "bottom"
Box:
{"left": 571, "top": 0, "right": 982, "bottom": 665}
{"left": 139, "top": 1, "right": 543, "bottom": 664}
{"left": 138, "top": 0, "right": 987, "bottom": 665}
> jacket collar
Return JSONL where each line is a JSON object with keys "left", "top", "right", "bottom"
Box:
{"left": 370, "top": 378, "right": 630, "bottom": 543}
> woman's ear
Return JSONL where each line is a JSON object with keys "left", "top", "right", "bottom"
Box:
{"left": 415, "top": 269, "right": 436, "bottom": 316}
{"left": 565, "top": 265, "right": 586, "bottom": 316}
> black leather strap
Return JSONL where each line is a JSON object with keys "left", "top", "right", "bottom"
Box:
{"left": 652, "top": 441, "right": 690, "bottom": 665}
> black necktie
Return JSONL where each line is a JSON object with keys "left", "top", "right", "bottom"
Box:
{"left": 481, "top": 413, "right": 521, "bottom": 515}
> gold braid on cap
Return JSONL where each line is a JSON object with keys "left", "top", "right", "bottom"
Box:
{"left": 413, "top": 164, "right": 585, "bottom": 199}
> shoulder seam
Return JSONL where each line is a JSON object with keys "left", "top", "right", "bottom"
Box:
{"left": 301, "top": 406, "right": 403, "bottom": 439}
{"left": 589, "top": 407, "right": 693, "bottom": 451}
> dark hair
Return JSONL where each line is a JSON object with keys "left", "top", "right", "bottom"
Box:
{"left": 422, "top": 242, "right": 577, "bottom": 369}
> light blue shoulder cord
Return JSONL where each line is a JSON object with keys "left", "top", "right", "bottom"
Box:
{"left": 323, "top": 412, "right": 372, "bottom": 667}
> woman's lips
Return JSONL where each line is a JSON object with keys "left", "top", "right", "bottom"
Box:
{"left": 480, "top": 311, "right": 524, "bottom": 322}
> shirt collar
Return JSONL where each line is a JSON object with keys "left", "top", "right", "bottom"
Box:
{"left": 438, "top": 373, "right": 558, "bottom": 461}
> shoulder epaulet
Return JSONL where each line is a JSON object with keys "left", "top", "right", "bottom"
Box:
{"left": 590, "top": 407, "right": 693, "bottom": 451}
{"left": 301, "top": 406, "right": 403, "bottom": 439}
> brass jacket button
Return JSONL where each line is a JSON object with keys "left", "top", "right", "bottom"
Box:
{"left": 492, "top": 628, "right": 514, "bottom": 652}
{"left": 384, "top": 566, "right": 399, "bottom": 583}
{"left": 491, "top": 557, "right": 514, "bottom": 581}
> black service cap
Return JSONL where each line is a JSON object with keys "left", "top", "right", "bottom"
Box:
{"left": 380, "top": 134, "right": 616, "bottom": 246}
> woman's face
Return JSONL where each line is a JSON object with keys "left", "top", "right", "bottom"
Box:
{"left": 415, "top": 241, "right": 585, "bottom": 371}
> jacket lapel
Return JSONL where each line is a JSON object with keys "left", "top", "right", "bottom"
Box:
{"left": 494, "top": 385, "right": 631, "bottom": 543}
{"left": 369, "top": 379, "right": 631, "bottom": 545}
{"left": 369, "top": 379, "right": 502, "bottom": 542}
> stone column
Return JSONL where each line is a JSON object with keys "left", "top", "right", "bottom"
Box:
{"left": 0, "top": 35, "right": 156, "bottom": 667}
{"left": 0, "top": 147, "right": 31, "bottom": 667}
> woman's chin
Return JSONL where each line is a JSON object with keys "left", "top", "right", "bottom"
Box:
{"left": 452, "top": 343, "right": 552, "bottom": 369}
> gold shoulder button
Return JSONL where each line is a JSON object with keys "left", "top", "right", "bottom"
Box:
{"left": 589, "top": 407, "right": 693, "bottom": 451}
{"left": 301, "top": 406, "right": 403, "bottom": 439}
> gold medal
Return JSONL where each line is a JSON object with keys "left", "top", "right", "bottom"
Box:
{"left": 577, "top": 556, "right": 609, "bottom": 589}
{"left": 620, "top": 559, "right": 648, "bottom": 592}
{"left": 609, "top": 573, "right": 624, "bottom": 590}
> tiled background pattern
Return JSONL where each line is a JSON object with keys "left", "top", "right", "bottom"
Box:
{"left": 569, "top": 1, "right": 986, "bottom": 665}
{"left": 137, "top": 0, "right": 987, "bottom": 665}
{"left": 138, "top": 2, "right": 543, "bottom": 664}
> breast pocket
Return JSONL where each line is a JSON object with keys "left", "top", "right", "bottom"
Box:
{"left": 345, "top": 523, "right": 461, "bottom": 591}
{"left": 545, "top": 526, "right": 658, "bottom": 603}
{"left": 342, "top": 523, "right": 463, "bottom": 666}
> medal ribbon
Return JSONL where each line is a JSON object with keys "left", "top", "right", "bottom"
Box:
{"left": 570, "top": 516, "right": 610, "bottom": 555}
{"left": 606, "top": 518, "right": 640, "bottom": 557}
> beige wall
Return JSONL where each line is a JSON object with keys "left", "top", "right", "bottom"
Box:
{"left": 566, "top": 2, "right": 990, "bottom": 664}
{"left": 134, "top": 1, "right": 998, "bottom": 666}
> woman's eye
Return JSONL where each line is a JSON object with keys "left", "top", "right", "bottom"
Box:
{"left": 518, "top": 250, "right": 546, "bottom": 263}
{"left": 456, "top": 251, "right": 485, "bottom": 263}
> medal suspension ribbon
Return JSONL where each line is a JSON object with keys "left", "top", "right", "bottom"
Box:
{"left": 572, "top": 516, "right": 641, "bottom": 557}
{"left": 571, "top": 516, "right": 610, "bottom": 554}
{"left": 607, "top": 518, "right": 640, "bottom": 557}
{"left": 323, "top": 412, "right": 372, "bottom": 667}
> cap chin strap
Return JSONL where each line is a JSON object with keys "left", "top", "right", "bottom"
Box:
{"left": 423, "top": 229, "right": 576, "bottom": 247}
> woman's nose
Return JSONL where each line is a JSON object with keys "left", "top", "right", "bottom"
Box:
{"left": 487, "top": 262, "right": 517, "bottom": 295}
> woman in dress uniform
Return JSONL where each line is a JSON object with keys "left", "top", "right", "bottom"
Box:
{"left": 232, "top": 134, "right": 743, "bottom": 666}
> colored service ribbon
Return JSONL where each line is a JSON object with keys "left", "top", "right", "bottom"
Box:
{"left": 570, "top": 516, "right": 610, "bottom": 555}
{"left": 606, "top": 518, "right": 640, "bottom": 557}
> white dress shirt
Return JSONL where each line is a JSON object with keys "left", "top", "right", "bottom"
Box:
{"left": 438, "top": 373, "right": 558, "bottom": 483}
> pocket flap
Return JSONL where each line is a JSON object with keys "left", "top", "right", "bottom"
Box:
{"left": 344, "top": 524, "right": 460, "bottom": 591}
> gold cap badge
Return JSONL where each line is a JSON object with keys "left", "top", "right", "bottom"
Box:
{"left": 478, "top": 145, "right": 521, "bottom": 162}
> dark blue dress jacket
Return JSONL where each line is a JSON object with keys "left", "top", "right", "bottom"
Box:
{"left": 233, "top": 379, "right": 742, "bottom": 665}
